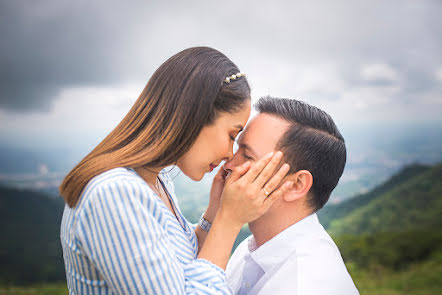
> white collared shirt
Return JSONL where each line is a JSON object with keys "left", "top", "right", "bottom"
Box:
{"left": 226, "top": 213, "right": 359, "bottom": 295}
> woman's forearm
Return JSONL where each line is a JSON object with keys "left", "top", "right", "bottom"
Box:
{"left": 194, "top": 208, "right": 218, "bottom": 252}
{"left": 197, "top": 210, "right": 242, "bottom": 270}
{"left": 194, "top": 226, "right": 207, "bottom": 253}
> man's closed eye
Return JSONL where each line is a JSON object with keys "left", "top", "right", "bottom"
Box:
{"left": 242, "top": 152, "right": 253, "bottom": 161}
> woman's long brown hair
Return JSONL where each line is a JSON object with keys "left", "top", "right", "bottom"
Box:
{"left": 59, "top": 47, "right": 250, "bottom": 207}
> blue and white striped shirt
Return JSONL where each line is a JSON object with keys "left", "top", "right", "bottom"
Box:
{"left": 61, "top": 167, "right": 231, "bottom": 294}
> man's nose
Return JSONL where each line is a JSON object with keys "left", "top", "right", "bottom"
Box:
{"left": 222, "top": 165, "right": 232, "bottom": 178}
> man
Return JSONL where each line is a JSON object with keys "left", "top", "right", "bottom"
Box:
{"left": 224, "top": 96, "right": 359, "bottom": 295}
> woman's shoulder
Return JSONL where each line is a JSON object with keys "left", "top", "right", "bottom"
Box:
{"left": 88, "top": 167, "right": 143, "bottom": 189}
{"left": 77, "top": 167, "right": 152, "bottom": 207}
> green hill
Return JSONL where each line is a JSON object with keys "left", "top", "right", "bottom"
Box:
{"left": 0, "top": 186, "right": 66, "bottom": 285}
{"left": 318, "top": 163, "right": 431, "bottom": 229}
{"left": 324, "top": 162, "right": 442, "bottom": 236}
{"left": 319, "top": 162, "right": 442, "bottom": 279}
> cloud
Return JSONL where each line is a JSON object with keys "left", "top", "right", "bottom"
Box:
{"left": 360, "top": 63, "right": 400, "bottom": 85}
{"left": 0, "top": 84, "right": 141, "bottom": 148}
{"left": 0, "top": 0, "right": 441, "bottom": 126}
{"left": 0, "top": 0, "right": 162, "bottom": 111}
{"left": 436, "top": 67, "right": 442, "bottom": 83}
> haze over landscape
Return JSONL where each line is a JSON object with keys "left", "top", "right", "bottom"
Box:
{"left": 0, "top": 1, "right": 441, "bottom": 294}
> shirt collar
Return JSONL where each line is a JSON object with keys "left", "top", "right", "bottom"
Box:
{"left": 249, "top": 213, "right": 321, "bottom": 272}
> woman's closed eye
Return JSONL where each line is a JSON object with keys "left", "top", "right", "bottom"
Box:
{"left": 230, "top": 131, "right": 241, "bottom": 142}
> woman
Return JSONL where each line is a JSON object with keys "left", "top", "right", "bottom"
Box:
{"left": 60, "top": 47, "right": 292, "bottom": 294}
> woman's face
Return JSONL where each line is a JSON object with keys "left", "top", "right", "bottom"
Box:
{"left": 177, "top": 100, "right": 251, "bottom": 181}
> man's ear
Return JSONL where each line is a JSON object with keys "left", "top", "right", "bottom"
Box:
{"left": 283, "top": 170, "right": 313, "bottom": 202}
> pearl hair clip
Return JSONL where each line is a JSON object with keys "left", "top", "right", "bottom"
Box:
{"left": 223, "top": 72, "right": 246, "bottom": 85}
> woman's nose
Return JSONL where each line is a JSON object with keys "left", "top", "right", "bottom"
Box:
{"left": 226, "top": 148, "right": 234, "bottom": 161}
{"left": 223, "top": 142, "right": 234, "bottom": 161}
{"left": 223, "top": 158, "right": 234, "bottom": 172}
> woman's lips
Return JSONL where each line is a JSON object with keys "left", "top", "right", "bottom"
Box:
{"left": 209, "top": 163, "right": 218, "bottom": 172}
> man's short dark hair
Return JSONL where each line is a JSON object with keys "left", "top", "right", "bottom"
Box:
{"left": 256, "top": 96, "right": 346, "bottom": 211}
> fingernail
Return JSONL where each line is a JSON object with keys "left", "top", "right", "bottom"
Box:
{"left": 267, "top": 151, "right": 275, "bottom": 158}
{"left": 242, "top": 161, "right": 250, "bottom": 167}
{"left": 282, "top": 163, "right": 290, "bottom": 170}
{"left": 275, "top": 151, "right": 283, "bottom": 158}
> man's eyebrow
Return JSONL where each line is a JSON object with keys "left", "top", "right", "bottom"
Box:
{"left": 238, "top": 142, "right": 259, "bottom": 158}
{"left": 234, "top": 124, "right": 244, "bottom": 132}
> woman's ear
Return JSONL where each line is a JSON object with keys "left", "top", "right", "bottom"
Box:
{"left": 283, "top": 170, "right": 313, "bottom": 202}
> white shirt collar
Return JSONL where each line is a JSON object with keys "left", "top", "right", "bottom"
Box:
{"left": 248, "top": 213, "right": 320, "bottom": 272}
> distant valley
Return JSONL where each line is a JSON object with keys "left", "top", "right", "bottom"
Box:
{"left": 1, "top": 122, "right": 442, "bottom": 205}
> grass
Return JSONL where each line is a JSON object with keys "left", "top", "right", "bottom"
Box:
{"left": 349, "top": 255, "right": 442, "bottom": 295}
{"left": 0, "top": 257, "right": 440, "bottom": 295}
{"left": 0, "top": 283, "right": 68, "bottom": 295}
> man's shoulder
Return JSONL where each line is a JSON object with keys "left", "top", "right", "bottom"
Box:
{"left": 295, "top": 220, "right": 348, "bottom": 270}
{"left": 295, "top": 227, "right": 359, "bottom": 294}
{"left": 298, "top": 224, "right": 339, "bottom": 253}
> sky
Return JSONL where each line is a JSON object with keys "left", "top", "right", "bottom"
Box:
{"left": 1, "top": 0, "right": 441, "bottom": 151}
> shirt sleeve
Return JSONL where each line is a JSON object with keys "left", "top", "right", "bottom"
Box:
{"left": 75, "top": 177, "right": 232, "bottom": 295}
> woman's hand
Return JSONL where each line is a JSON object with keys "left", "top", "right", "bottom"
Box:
{"left": 198, "top": 152, "right": 291, "bottom": 269}
{"left": 218, "top": 151, "right": 292, "bottom": 227}
{"left": 205, "top": 168, "right": 228, "bottom": 222}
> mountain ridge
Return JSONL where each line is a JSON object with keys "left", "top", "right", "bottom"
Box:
{"left": 318, "top": 163, "right": 431, "bottom": 228}
{"left": 325, "top": 162, "right": 442, "bottom": 236}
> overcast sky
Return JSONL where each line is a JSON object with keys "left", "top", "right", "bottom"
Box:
{"left": 1, "top": 0, "right": 441, "bottom": 150}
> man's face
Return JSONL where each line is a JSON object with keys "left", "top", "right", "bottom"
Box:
{"left": 224, "top": 113, "right": 290, "bottom": 173}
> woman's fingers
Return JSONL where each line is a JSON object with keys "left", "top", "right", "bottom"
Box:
{"left": 253, "top": 151, "right": 284, "bottom": 188}
{"left": 241, "top": 151, "right": 275, "bottom": 183}
{"left": 213, "top": 166, "right": 228, "bottom": 182}
{"left": 263, "top": 181, "right": 293, "bottom": 207}
{"left": 261, "top": 163, "right": 290, "bottom": 196}
{"left": 227, "top": 161, "right": 251, "bottom": 183}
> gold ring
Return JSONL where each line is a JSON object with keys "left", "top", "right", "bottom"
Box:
{"left": 263, "top": 187, "right": 270, "bottom": 197}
